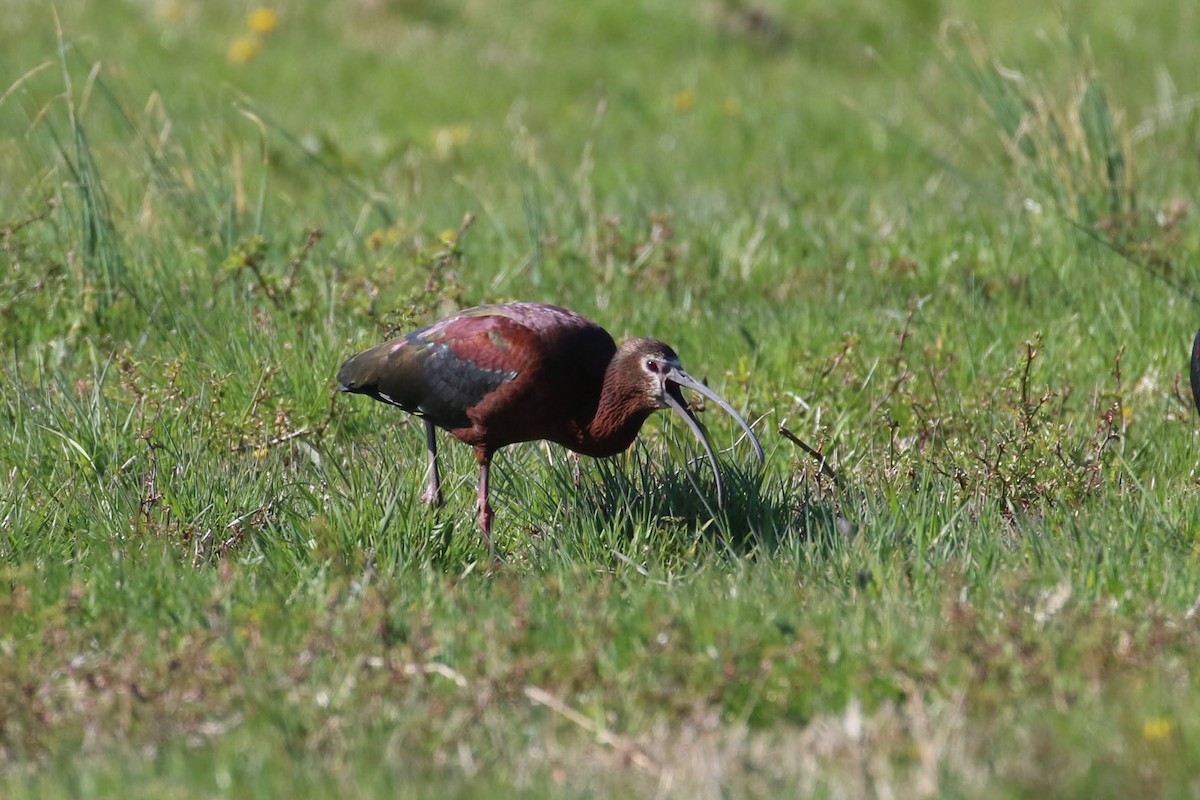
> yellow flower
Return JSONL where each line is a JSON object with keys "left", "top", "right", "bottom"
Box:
{"left": 154, "top": 0, "right": 185, "bottom": 24}
{"left": 1143, "top": 717, "right": 1172, "bottom": 742}
{"left": 228, "top": 35, "right": 261, "bottom": 64}
{"left": 432, "top": 124, "right": 472, "bottom": 159}
{"left": 367, "top": 224, "right": 406, "bottom": 249}
{"left": 672, "top": 89, "right": 697, "bottom": 112}
{"left": 438, "top": 229, "right": 458, "bottom": 246}
{"left": 247, "top": 7, "right": 279, "bottom": 35}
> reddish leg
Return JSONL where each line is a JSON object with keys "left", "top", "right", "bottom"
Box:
{"left": 475, "top": 448, "right": 495, "bottom": 560}
{"left": 421, "top": 420, "right": 444, "bottom": 506}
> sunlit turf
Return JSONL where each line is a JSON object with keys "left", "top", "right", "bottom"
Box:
{"left": 3, "top": 0, "right": 1200, "bottom": 796}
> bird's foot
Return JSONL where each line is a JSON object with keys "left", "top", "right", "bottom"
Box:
{"left": 421, "top": 486, "right": 445, "bottom": 506}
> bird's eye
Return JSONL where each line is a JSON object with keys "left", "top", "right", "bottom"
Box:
{"left": 645, "top": 359, "right": 660, "bottom": 373}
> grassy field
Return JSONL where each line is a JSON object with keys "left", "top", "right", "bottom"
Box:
{"left": 3, "top": 0, "right": 1200, "bottom": 796}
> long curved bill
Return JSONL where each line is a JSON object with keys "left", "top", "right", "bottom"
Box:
{"left": 661, "top": 367, "right": 765, "bottom": 508}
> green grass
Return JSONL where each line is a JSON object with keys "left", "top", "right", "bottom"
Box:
{"left": 4, "top": 0, "right": 1200, "bottom": 796}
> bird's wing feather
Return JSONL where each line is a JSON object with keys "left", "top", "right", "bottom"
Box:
{"left": 1191, "top": 330, "right": 1200, "bottom": 415}
{"left": 359, "top": 314, "right": 542, "bottom": 429}
{"left": 337, "top": 303, "right": 613, "bottom": 437}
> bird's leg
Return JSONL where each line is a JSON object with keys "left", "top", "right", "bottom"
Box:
{"left": 421, "top": 419, "right": 444, "bottom": 506}
{"left": 475, "top": 448, "right": 496, "bottom": 560}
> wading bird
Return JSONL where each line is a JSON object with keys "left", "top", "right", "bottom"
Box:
{"left": 337, "top": 302, "right": 763, "bottom": 553}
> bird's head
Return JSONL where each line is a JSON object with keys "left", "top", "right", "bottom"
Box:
{"left": 617, "top": 338, "right": 765, "bottom": 507}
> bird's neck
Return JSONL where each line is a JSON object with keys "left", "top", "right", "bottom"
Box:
{"left": 574, "top": 365, "right": 654, "bottom": 458}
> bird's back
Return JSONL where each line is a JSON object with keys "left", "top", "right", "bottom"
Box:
{"left": 337, "top": 303, "right": 617, "bottom": 447}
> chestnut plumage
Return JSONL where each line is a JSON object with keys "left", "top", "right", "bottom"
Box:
{"left": 337, "top": 302, "right": 763, "bottom": 552}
